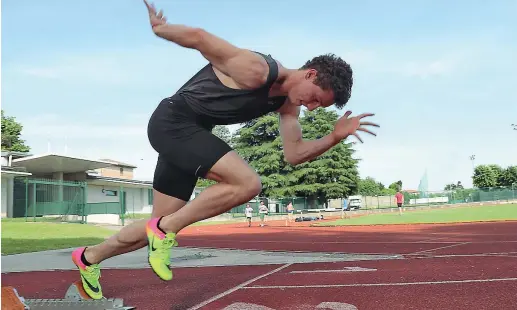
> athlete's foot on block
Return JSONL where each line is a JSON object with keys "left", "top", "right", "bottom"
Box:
{"left": 146, "top": 217, "right": 178, "bottom": 281}
{"left": 71, "top": 247, "right": 103, "bottom": 300}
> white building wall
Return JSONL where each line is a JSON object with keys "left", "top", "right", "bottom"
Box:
{"left": 87, "top": 183, "right": 151, "bottom": 213}
{"left": 124, "top": 187, "right": 145, "bottom": 213}
{"left": 87, "top": 184, "right": 120, "bottom": 203}
{"left": 1, "top": 175, "right": 15, "bottom": 217}
{"left": 1, "top": 176, "right": 8, "bottom": 217}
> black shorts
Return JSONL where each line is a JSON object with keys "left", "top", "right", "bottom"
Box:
{"left": 147, "top": 96, "right": 232, "bottom": 201}
{"left": 397, "top": 203, "right": 402, "bottom": 208}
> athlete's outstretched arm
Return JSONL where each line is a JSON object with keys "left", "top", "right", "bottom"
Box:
{"left": 143, "top": 0, "right": 268, "bottom": 89}
{"left": 278, "top": 103, "right": 379, "bottom": 165}
{"left": 278, "top": 104, "right": 340, "bottom": 166}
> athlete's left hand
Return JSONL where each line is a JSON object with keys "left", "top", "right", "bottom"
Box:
{"left": 331, "top": 111, "right": 379, "bottom": 143}
{"left": 143, "top": 0, "right": 167, "bottom": 29}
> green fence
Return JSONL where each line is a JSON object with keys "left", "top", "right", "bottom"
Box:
{"left": 222, "top": 187, "right": 517, "bottom": 218}
{"left": 347, "top": 187, "right": 517, "bottom": 210}
{"left": 12, "top": 178, "right": 129, "bottom": 224}
{"left": 13, "top": 178, "right": 87, "bottom": 223}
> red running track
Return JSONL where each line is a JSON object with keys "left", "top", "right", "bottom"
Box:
{"left": 3, "top": 256, "right": 517, "bottom": 309}
{"left": 178, "top": 221, "right": 517, "bottom": 255}
{"left": 3, "top": 221, "right": 517, "bottom": 309}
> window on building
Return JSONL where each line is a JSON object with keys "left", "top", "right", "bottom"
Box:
{"left": 120, "top": 167, "right": 124, "bottom": 176}
{"left": 103, "top": 189, "right": 118, "bottom": 196}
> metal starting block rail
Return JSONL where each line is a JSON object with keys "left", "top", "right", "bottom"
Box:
{"left": 2, "top": 282, "right": 135, "bottom": 310}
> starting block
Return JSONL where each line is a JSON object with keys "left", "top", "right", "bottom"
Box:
{"left": 2, "top": 282, "right": 134, "bottom": 310}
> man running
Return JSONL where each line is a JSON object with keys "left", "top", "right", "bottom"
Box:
{"left": 245, "top": 203, "right": 254, "bottom": 227}
{"left": 71, "top": 0, "right": 379, "bottom": 299}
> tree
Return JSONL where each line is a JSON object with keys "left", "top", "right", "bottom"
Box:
{"left": 233, "top": 113, "right": 288, "bottom": 197}
{"left": 389, "top": 180, "right": 403, "bottom": 192}
{"left": 358, "top": 177, "right": 381, "bottom": 196}
{"left": 212, "top": 125, "right": 232, "bottom": 146}
{"left": 500, "top": 166, "right": 517, "bottom": 187}
{"left": 487, "top": 164, "right": 505, "bottom": 186}
{"left": 232, "top": 109, "right": 360, "bottom": 202}
{"left": 444, "top": 181, "right": 464, "bottom": 191}
{"left": 472, "top": 165, "right": 499, "bottom": 188}
{"left": 1, "top": 110, "right": 30, "bottom": 152}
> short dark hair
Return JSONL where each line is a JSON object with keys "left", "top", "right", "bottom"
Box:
{"left": 301, "top": 54, "right": 353, "bottom": 108}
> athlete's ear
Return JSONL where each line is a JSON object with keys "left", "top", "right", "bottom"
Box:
{"left": 305, "top": 68, "right": 318, "bottom": 80}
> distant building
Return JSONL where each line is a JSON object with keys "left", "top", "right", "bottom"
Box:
{"left": 1, "top": 152, "right": 153, "bottom": 224}
{"left": 95, "top": 159, "right": 137, "bottom": 180}
{"left": 1, "top": 151, "right": 32, "bottom": 217}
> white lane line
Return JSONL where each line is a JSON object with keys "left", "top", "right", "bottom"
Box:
{"left": 411, "top": 242, "right": 471, "bottom": 254}
{"left": 405, "top": 251, "right": 517, "bottom": 259}
{"left": 243, "top": 277, "right": 517, "bottom": 289}
{"left": 187, "top": 263, "right": 292, "bottom": 310}
{"left": 290, "top": 267, "right": 377, "bottom": 274}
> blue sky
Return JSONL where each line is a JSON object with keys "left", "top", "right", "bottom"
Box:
{"left": 2, "top": 0, "right": 516, "bottom": 190}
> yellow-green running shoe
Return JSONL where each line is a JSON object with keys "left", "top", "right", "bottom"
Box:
{"left": 146, "top": 217, "right": 178, "bottom": 281}
{"left": 71, "top": 247, "right": 103, "bottom": 300}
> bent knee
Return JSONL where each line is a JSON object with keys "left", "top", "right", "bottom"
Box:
{"left": 231, "top": 175, "right": 262, "bottom": 202}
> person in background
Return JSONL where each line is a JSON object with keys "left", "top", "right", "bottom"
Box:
{"left": 395, "top": 191, "right": 404, "bottom": 215}
{"left": 286, "top": 201, "right": 295, "bottom": 225}
{"left": 258, "top": 201, "right": 268, "bottom": 227}
{"left": 244, "top": 203, "right": 254, "bottom": 227}
{"left": 342, "top": 197, "right": 349, "bottom": 219}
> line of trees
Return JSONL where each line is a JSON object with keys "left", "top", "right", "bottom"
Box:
{"left": 472, "top": 165, "right": 517, "bottom": 188}
{"left": 356, "top": 177, "right": 402, "bottom": 196}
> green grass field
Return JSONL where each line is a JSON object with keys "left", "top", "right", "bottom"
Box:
{"left": 1, "top": 221, "right": 114, "bottom": 255}
{"left": 317, "top": 204, "right": 517, "bottom": 226}
{"left": 4, "top": 204, "right": 515, "bottom": 255}
{"left": 0, "top": 217, "right": 245, "bottom": 255}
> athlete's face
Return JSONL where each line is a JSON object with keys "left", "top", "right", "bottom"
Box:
{"left": 288, "top": 69, "right": 335, "bottom": 111}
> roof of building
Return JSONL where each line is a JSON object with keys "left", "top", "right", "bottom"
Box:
{"left": 86, "top": 174, "right": 152, "bottom": 187}
{"left": 98, "top": 158, "right": 137, "bottom": 168}
{"left": 1, "top": 165, "right": 32, "bottom": 176}
{"left": 12, "top": 153, "right": 113, "bottom": 174}
{"left": 1, "top": 151, "right": 33, "bottom": 159}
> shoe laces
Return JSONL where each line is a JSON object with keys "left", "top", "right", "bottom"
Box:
{"left": 162, "top": 234, "right": 178, "bottom": 249}
{"left": 85, "top": 264, "right": 101, "bottom": 278}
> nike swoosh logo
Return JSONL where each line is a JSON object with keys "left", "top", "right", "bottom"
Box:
{"left": 81, "top": 275, "right": 100, "bottom": 293}
{"left": 151, "top": 236, "right": 157, "bottom": 252}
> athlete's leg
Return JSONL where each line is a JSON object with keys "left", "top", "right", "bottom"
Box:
{"left": 83, "top": 191, "right": 186, "bottom": 264}
{"left": 83, "top": 157, "right": 195, "bottom": 264}
{"left": 159, "top": 151, "right": 262, "bottom": 233}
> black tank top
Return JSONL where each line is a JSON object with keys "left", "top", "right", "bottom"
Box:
{"left": 171, "top": 53, "right": 286, "bottom": 126}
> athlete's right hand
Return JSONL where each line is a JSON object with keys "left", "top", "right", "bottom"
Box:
{"left": 143, "top": 0, "right": 168, "bottom": 29}
{"left": 331, "top": 111, "right": 379, "bottom": 143}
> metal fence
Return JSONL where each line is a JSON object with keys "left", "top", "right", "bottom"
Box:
{"left": 341, "top": 187, "right": 517, "bottom": 210}
{"left": 224, "top": 187, "right": 517, "bottom": 218}
{"left": 12, "top": 178, "right": 516, "bottom": 223}
{"left": 13, "top": 178, "right": 130, "bottom": 224}
{"left": 13, "top": 178, "right": 87, "bottom": 223}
